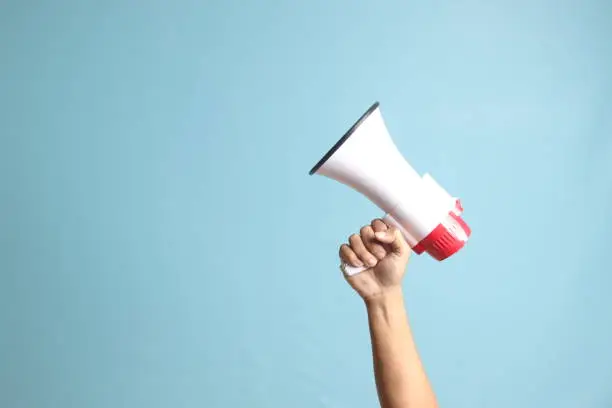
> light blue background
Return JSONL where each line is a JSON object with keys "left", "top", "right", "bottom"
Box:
{"left": 1, "top": 1, "right": 611, "bottom": 407}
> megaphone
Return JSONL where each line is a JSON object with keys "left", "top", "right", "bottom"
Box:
{"left": 309, "top": 102, "right": 471, "bottom": 275}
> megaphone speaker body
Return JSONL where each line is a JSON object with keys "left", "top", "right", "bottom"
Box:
{"left": 310, "top": 102, "right": 471, "bottom": 273}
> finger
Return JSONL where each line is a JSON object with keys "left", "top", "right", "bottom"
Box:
{"left": 371, "top": 218, "right": 388, "bottom": 233}
{"left": 361, "top": 225, "right": 386, "bottom": 260}
{"left": 349, "top": 233, "right": 378, "bottom": 267}
{"left": 339, "top": 244, "right": 364, "bottom": 267}
{"left": 374, "top": 227, "right": 409, "bottom": 255}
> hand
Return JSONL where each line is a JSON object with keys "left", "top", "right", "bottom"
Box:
{"left": 339, "top": 219, "right": 411, "bottom": 303}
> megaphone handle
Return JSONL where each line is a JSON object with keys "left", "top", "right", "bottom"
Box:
{"left": 340, "top": 263, "right": 368, "bottom": 277}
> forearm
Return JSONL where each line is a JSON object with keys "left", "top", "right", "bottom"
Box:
{"left": 366, "top": 288, "right": 438, "bottom": 408}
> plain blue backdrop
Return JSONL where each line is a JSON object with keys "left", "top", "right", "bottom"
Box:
{"left": 1, "top": 1, "right": 611, "bottom": 407}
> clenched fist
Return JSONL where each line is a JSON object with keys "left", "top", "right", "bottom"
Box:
{"left": 339, "top": 219, "right": 411, "bottom": 302}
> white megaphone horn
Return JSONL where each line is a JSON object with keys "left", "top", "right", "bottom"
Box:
{"left": 309, "top": 102, "right": 471, "bottom": 275}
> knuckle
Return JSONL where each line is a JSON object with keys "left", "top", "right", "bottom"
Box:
{"left": 360, "top": 225, "right": 372, "bottom": 235}
{"left": 371, "top": 219, "right": 387, "bottom": 231}
{"left": 340, "top": 246, "right": 353, "bottom": 260}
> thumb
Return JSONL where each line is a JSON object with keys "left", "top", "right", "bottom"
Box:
{"left": 374, "top": 227, "right": 408, "bottom": 255}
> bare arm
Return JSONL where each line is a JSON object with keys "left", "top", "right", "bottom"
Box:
{"left": 339, "top": 219, "right": 438, "bottom": 408}
{"left": 366, "top": 288, "right": 438, "bottom": 408}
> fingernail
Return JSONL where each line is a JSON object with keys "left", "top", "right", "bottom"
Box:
{"left": 375, "top": 232, "right": 386, "bottom": 239}
{"left": 367, "top": 257, "right": 377, "bottom": 266}
{"left": 354, "top": 259, "right": 364, "bottom": 267}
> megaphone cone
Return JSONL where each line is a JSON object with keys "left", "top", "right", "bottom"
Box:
{"left": 310, "top": 102, "right": 470, "bottom": 272}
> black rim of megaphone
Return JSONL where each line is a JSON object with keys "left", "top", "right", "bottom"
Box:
{"left": 308, "top": 101, "right": 380, "bottom": 175}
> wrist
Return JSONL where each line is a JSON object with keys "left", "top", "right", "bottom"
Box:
{"left": 363, "top": 286, "right": 404, "bottom": 309}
